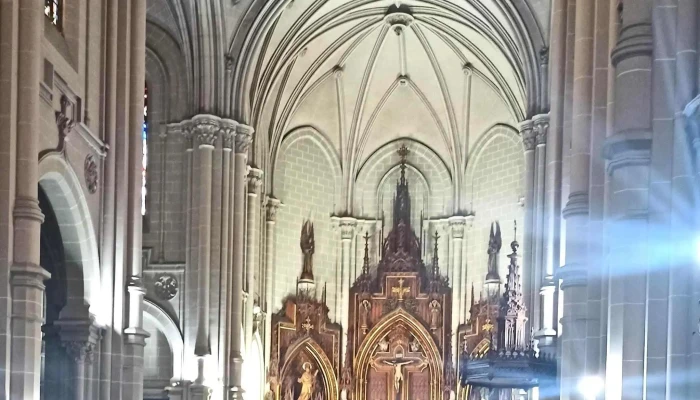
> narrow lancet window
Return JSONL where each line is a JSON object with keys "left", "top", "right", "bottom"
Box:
{"left": 142, "top": 84, "right": 148, "bottom": 216}
{"left": 44, "top": 0, "right": 62, "bottom": 29}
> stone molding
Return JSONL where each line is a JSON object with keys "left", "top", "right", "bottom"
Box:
{"left": 602, "top": 129, "right": 652, "bottom": 175}
{"left": 610, "top": 22, "right": 653, "bottom": 66}
{"left": 561, "top": 191, "right": 590, "bottom": 219}
{"left": 10, "top": 262, "right": 51, "bottom": 289}
{"left": 266, "top": 197, "right": 282, "bottom": 222}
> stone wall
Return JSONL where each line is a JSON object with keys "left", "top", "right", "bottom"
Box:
{"left": 273, "top": 133, "right": 340, "bottom": 318}
{"left": 465, "top": 126, "right": 525, "bottom": 300}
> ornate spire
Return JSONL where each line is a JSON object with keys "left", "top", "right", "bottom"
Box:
{"left": 432, "top": 229, "right": 440, "bottom": 276}
{"left": 393, "top": 144, "right": 411, "bottom": 230}
{"left": 398, "top": 144, "right": 409, "bottom": 184}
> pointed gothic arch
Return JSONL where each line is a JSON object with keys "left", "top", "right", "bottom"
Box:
{"left": 279, "top": 336, "right": 339, "bottom": 400}
{"left": 354, "top": 308, "right": 443, "bottom": 400}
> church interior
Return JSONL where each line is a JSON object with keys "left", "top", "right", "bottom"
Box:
{"left": 1, "top": 0, "right": 700, "bottom": 399}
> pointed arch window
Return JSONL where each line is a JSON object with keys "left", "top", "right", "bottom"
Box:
{"left": 44, "top": 0, "right": 62, "bottom": 29}
{"left": 142, "top": 83, "right": 149, "bottom": 216}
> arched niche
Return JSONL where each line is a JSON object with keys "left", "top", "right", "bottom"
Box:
{"left": 38, "top": 154, "right": 102, "bottom": 323}
{"left": 354, "top": 308, "right": 443, "bottom": 400}
{"left": 143, "top": 299, "right": 184, "bottom": 384}
{"left": 279, "top": 337, "right": 338, "bottom": 400}
{"left": 244, "top": 333, "right": 266, "bottom": 400}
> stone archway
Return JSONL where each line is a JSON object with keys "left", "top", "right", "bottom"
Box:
{"left": 37, "top": 155, "right": 103, "bottom": 400}
{"left": 38, "top": 154, "right": 102, "bottom": 322}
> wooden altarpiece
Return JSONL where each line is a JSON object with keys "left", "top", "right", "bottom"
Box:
{"left": 268, "top": 220, "right": 342, "bottom": 400}
{"left": 269, "top": 288, "right": 342, "bottom": 400}
{"left": 346, "top": 147, "right": 454, "bottom": 400}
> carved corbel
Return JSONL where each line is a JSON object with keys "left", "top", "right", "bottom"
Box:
{"left": 40, "top": 95, "right": 76, "bottom": 160}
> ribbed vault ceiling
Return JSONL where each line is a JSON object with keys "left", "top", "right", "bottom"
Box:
{"left": 240, "top": 0, "right": 540, "bottom": 177}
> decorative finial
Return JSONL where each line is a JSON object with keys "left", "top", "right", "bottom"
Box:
{"left": 511, "top": 219, "right": 519, "bottom": 253}
{"left": 432, "top": 230, "right": 440, "bottom": 276}
{"left": 398, "top": 144, "right": 409, "bottom": 183}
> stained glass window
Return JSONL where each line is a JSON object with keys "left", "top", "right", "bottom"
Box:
{"left": 142, "top": 84, "right": 148, "bottom": 216}
{"left": 44, "top": 0, "right": 61, "bottom": 29}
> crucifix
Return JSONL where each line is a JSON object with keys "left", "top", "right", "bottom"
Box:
{"left": 301, "top": 317, "right": 314, "bottom": 334}
{"left": 391, "top": 278, "right": 410, "bottom": 301}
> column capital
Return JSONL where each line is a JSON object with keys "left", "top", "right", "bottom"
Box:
{"left": 235, "top": 124, "right": 255, "bottom": 154}
{"left": 533, "top": 113, "right": 549, "bottom": 146}
{"left": 247, "top": 167, "right": 264, "bottom": 193}
{"left": 265, "top": 197, "right": 282, "bottom": 222}
{"left": 191, "top": 114, "right": 222, "bottom": 147}
{"left": 56, "top": 306, "right": 102, "bottom": 364}
{"left": 334, "top": 217, "right": 358, "bottom": 240}
{"left": 447, "top": 215, "right": 472, "bottom": 238}
{"left": 221, "top": 119, "right": 238, "bottom": 150}
{"left": 518, "top": 120, "right": 535, "bottom": 151}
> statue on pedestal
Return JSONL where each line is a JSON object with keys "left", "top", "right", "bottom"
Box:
{"left": 300, "top": 220, "right": 315, "bottom": 282}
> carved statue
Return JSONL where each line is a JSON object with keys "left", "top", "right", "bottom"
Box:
{"left": 297, "top": 362, "right": 319, "bottom": 400}
{"left": 486, "top": 221, "right": 502, "bottom": 281}
{"left": 409, "top": 336, "right": 420, "bottom": 353}
{"left": 383, "top": 359, "right": 414, "bottom": 392}
{"left": 300, "top": 220, "right": 315, "bottom": 281}
{"left": 359, "top": 299, "right": 371, "bottom": 333}
{"left": 377, "top": 336, "right": 389, "bottom": 352}
{"left": 429, "top": 299, "right": 441, "bottom": 332}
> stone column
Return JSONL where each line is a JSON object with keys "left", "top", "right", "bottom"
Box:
{"left": 228, "top": 124, "right": 254, "bottom": 400}
{"left": 245, "top": 168, "right": 263, "bottom": 351}
{"left": 57, "top": 310, "right": 101, "bottom": 400}
{"left": 191, "top": 117, "right": 218, "bottom": 393}
{"left": 533, "top": 115, "right": 557, "bottom": 353}
{"left": 559, "top": 0, "right": 595, "bottom": 398}
{"left": 219, "top": 124, "right": 235, "bottom": 390}
{"left": 10, "top": 1, "right": 51, "bottom": 398}
{"left": 263, "top": 198, "right": 281, "bottom": 361}
{"left": 519, "top": 120, "right": 536, "bottom": 337}
{"left": 338, "top": 217, "right": 357, "bottom": 365}
{"left": 542, "top": 0, "right": 567, "bottom": 364}
{"left": 604, "top": 0, "right": 653, "bottom": 398}
{"left": 98, "top": 0, "right": 120, "bottom": 396}
{"left": 123, "top": 0, "right": 149, "bottom": 397}
{"left": 448, "top": 216, "right": 466, "bottom": 366}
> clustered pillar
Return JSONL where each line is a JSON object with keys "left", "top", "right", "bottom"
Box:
{"left": 229, "top": 124, "right": 255, "bottom": 400}
{"left": 9, "top": 2, "right": 52, "bottom": 399}
{"left": 178, "top": 116, "right": 255, "bottom": 400}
